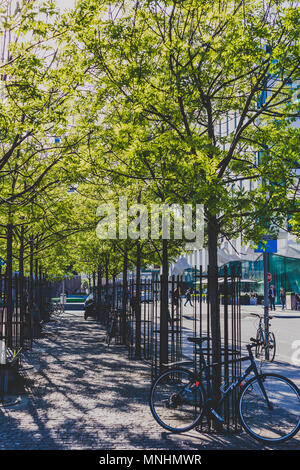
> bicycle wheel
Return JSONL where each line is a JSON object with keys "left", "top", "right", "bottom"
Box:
{"left": 266, "top": 332, "right": 276, "bottom": 362}
{"left": 106, "top": 320, "right": 115, "bottom": 345}
{"left": 149, "top": 368, "right": 204, "bottom": 433}
{"left": 239, "top": 373, "right": 300, "bottom": 443}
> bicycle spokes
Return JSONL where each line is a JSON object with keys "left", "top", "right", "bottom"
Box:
{"left": 150, "top": 369, "right": 204, "bottom": 432}
{"left": 240, "top": 375, "right": 300, "bottom": 442}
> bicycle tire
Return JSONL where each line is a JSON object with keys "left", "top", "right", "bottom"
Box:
{"left": 239, "top": 373, "right": 300, "bottom": 443}
{"left": 149, "top": 367, "right": 205, "bottom": 433}
{"left": 266, "top": 332, "right": 276, "bottom": 362}
{"left": 106, "top": 318, "right": 116, "bottom": 346}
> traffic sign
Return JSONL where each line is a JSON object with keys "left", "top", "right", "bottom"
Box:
{"left": 267, "top": 273, "right": 272, "bottom": 282}
{"left": 254, "top": 239, "right": 277, "bottom": 253}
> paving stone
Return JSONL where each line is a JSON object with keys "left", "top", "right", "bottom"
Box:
{"left": 0, "top": 310, "right": 299, "bottom": 450}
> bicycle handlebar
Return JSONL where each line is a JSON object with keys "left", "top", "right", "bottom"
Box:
{"left": 250, "top": 313, "right": 273, "bottom": 320}
{"left": 248, "top": 337, "right": 264, "bottom": 348}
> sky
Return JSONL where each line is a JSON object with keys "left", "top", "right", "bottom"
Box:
{"left": 55, "top": 0, "right": 76, "bottom": 11}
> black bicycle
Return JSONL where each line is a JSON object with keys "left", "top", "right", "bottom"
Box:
{"left": 106, "top": 309, "right": 118, "bottom": 346}
{"left": 51, "top": 302, "right": 64, "bottom": 316}
{"left": 251, "top": 313, "right": 276, "bottom": 361}
{"left": 149, "top": 337, "right": 300, "bottom": 443}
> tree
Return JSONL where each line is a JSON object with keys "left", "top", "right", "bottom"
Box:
{"left": 0, "top": 0, "right": 95, "bottom": 277}
{"left": 71, "top": 0, "right": 299, "bottom": 404}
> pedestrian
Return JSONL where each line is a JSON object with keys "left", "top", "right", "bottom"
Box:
{"left": 296, "top": 293, "right": 300, "bottom": 311}
{"left": 268, "top": 284, "right": 276, "bottom": 311}
{"left": 184, "top": 288, "right": 193, "bottom": 307}
{"left": 280, "top": 288, "right": 286, "bottom": 310}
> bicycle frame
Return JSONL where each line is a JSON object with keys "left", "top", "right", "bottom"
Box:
{"left": 195, "top": 342, "right": 273, "bottom": 418}
{"left": 257, "top": 317, "right": 266, "bottom": 344}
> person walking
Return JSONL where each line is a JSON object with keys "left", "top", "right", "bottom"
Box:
{"left": 280, "top": 288, "right": 286, "bottom": 310}
{"left": 268, "top": 285, "right": 276, "bottom": 311}
{"left": 295, "top": 293, "right": 300, "bottom": 311}
{"left": 170, "top": 286, "right": 181, "bottom": 320}
{"left": 184, "top": 288, "right": 193, "bottom": 307}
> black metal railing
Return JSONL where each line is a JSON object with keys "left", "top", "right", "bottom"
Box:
{"left": 0, "top": 270, "right": 54, "bottom": 351}
{"left": 93, "top": 264, "right": 242, "bottom": 431}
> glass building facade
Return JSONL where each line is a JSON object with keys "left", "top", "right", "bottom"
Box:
{"left": 221, "top": 254, "right": 300, "bottom": 303}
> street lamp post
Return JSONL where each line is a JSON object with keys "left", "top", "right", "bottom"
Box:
{"left": 263, "top": 252, "right": 269, "bottom": 360}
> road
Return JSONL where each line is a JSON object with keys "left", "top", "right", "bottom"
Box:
{"left": 0, "top": 309, "right": 298, "bottom": 450}
{"left": 241, "top": 308, "right": 300, "bottom": 365}
{"left": 178, "top": 303, "right": 300, "bottom": 386}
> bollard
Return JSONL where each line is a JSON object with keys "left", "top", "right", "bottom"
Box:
{"left": 0, "top": 339, "right": 6, "bottom": 365}
{"left": 0, "top": 339, "right": 8, "bottom": 400}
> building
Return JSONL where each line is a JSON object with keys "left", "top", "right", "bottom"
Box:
{"left": 173, "top": 72, "right": 300, "bottom": 304}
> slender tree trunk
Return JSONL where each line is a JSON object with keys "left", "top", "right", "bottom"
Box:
{"left": 92, "top": 271, "right": 96, "bottom": 295}
{"left": 19, "top": 226, "right": 24, "bottom": 346}
{"left": 29, "top": 238, "right": 34, "bottom": 342}
{"left": 135, "top": 241, "right": 141, "bottom": 358}
{"left": 35, "top": 258, "right": 39, "bottom": 321}
{"left": 112, "top": 273, "right": 116, "bottom": 309}
{"left": 39, "top": 266, "right": 43, "bottom": 321}
{"left": 160, "top": 238, "right": 169, "bottom": 373}
{"left": 121, "top": 247, "right": 128, "bottom": 344}
{"left": 105, "top": 255, "right": 109, "bottom": 322}
{"left": 6, "top": 223, "right": 13, "bottom": 347}
{"left": 97, "top": 266, "right": 102, "bottom": 321}
{"left": 207, "top": 215, "right": 222, "bottom": 424}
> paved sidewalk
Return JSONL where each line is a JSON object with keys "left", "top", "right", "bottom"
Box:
{"left": 0, "top": 310, "right": 299, "bottom": 450}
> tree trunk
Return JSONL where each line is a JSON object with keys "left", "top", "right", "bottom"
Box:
{"left": 35, "top": 258, "right": 40, "bottom": 322}
{"left": 160, "top": 238, "right": 169, "bottom": 373}
{"left": 6, "top": 223, "right": 13, "bottom": 347}
{"left": 97, "top": 267, "right": 102, "bottom": 321}
{"left": 135, "top": 241, "right": 141, "bottom": 358}
{"left": 29, "top": 238, "right": 34, "bottom": 341}
{"left": 207, "top": 216, "right": 222, "bottom": 426}
{"left": 112, "top": 273, "right": 116, "bottom": 309}
{"left": 93, "top": 271, "right": 96, "bottom": 296}
{"left": 121, "top": 247, "right": 128, "bottom": 344}
{"left": 39, "top": 266, "right": 43, "bottom": 321}
{"left": 19, "top": 226, "right": 24, "bottom": 345}
{"left": 105, "top": 255, "right": 109, "bottom": 319}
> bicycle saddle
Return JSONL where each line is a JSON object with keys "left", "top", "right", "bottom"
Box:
{"left": 187, "top": 336, "right": 210, "bottom": 344}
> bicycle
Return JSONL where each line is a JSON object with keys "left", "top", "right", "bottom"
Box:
{"left": 106, "top": 309, "right": 119, "bottom": 346}
{"left": 51, "top": 302, "right": 65, "bottom": 316}
{"left": 149, "top": 336, "right": 300, "bottom": 443}
{"left": 251, "top": 313, "right": 276, "bottom": 361}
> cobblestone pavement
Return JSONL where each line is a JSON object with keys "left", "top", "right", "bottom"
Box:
{"left": 0, "top": 310, "right": 299, "bottom": 450}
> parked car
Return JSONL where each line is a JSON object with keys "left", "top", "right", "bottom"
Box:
{"left": 84, "top": 294, "right": 97, "bottom": 320}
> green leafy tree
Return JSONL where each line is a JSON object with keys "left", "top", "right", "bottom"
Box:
{"left": 71, "top": 0, "right": 300, "bottom": 403}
